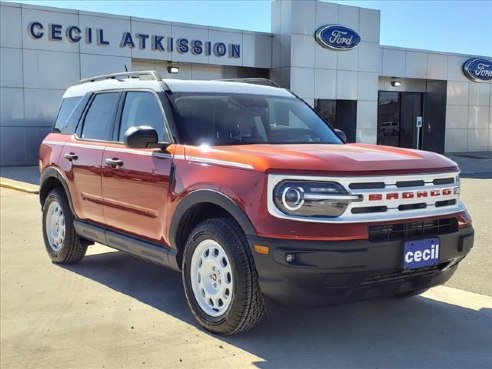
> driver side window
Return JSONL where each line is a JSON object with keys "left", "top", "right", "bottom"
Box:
{"left": 268, "top": 101, "right": 321, "bottom": 142}
{"left": 118, "top": 91, "right": 167, "bottom": 142}
{"left": 269, "top": 101, "right": 308, "bottom": 129}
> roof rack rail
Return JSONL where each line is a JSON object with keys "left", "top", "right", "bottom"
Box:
{"left": 217, "top": 78, "right": 280, "bottom": 88}
{"left": 80, "top": 70, "right": 161, "bottom": 84}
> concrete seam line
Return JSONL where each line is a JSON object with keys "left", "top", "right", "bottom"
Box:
{"left": 0, "top": 179, "right": 39, "bottom": 194}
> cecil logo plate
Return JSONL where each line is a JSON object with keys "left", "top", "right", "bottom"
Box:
{"left": 315, "top": 25, "right": 361, "bottom": 50}
{"left": 403, "top": 238, "right": 440, "bottom": 270}
{"left": 463, "top": 58, "right": 492, "bottom": 82}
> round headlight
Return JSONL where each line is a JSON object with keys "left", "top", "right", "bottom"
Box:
{"left": 281, "top": 186, "right": 305, "bottom": 211}
{"left": 273, "top": 180, "right": 355, "bottom": 217}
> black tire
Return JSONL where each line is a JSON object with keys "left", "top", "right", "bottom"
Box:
{"left": 393, "top": 288, "right": 430, "bottom": 298}
{"left": 42, "top": 188, "right": 87, "bottom": 264}
{"left": 182, "top": 218, "right": 265, "bottom": 335}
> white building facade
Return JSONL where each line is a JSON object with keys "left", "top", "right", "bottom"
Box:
{"left": 1, "top": 0, "right": 491, "bottom": 165}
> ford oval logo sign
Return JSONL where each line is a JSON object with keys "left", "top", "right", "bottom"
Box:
{"left": 462, "top": 58, "right": 492, "bottom": 82}
{"left": 315, "top": 25, "right": 361, "bottom": 50}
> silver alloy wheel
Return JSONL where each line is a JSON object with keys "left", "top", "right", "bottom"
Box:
{"left": 190, "top": 239, "right": 234, "bottom": 317}
{"left": 46, "top": 201, "right": 66, "bottom": 252}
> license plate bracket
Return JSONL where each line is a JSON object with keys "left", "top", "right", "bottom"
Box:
{"left": 403, "top": 238, "right": 440, "bottom": 270}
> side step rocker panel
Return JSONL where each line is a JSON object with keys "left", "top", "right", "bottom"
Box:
{"left": 74, "top": 220, "right": 180, "bottom": 271}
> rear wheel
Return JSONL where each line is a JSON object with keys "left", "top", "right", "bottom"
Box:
{"left": 182, "top": 218, "right": 265, "bottom": 335}
{"left": 42, "top": 188, "right": 87, "bottom": 264}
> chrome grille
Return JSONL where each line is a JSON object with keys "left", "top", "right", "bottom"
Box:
{"left": 267, "top": 172, "right": 463, "bottom": 223}
{"left": 341, "top": 172, "right": 461, "bottom": 222}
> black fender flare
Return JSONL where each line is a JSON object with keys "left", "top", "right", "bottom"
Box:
{"left": 39, "top": 167, "right": 77, "bottom": 216}
{"left": 169, "top": 190, "right": 257, "bottom": 249}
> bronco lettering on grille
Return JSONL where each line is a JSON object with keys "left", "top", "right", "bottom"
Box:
{"left": 368, "top": 188, "right": 453, "bottom": 201}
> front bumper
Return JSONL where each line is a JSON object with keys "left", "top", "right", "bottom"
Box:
{"left": 248, "top": 227, "right": 474, "bottom": 306}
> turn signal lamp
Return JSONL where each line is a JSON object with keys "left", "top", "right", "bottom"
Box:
{"left": 254, "top": 244, "right": 269, "bottom": 255}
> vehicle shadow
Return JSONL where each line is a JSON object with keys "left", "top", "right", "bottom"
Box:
{"left": 63, "top": 250, "right": 492, "bottom": 369}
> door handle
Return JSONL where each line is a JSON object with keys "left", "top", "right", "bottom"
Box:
{"left": 64, "top": 152, "right": 78, "bottom": 161}
{"left": 105, "top": 158, "right": 124, "bottom": 168}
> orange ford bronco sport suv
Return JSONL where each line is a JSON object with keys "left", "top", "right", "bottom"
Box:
{"left": 39, "top": 71, "right": 474, "bottom": 335}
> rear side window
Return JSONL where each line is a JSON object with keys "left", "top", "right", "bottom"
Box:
{"left": 81, "top": 92, "right": 120, "bottom": 141}
{"left": 54, "top": 97, "right": 82, "bottom": 133}
{"left": 118, "top": 92, "right": 167, "bottom": 142}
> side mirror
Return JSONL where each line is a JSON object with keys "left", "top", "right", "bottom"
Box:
{"left": 334, "top": 129, "right": 347, "bottom": 143}
{"left": 124, "top": 126, "right": 166, "bottom": 149}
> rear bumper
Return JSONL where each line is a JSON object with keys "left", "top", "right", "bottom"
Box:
{"left": 248, "top": 227, "right": 474, "bottom": 306}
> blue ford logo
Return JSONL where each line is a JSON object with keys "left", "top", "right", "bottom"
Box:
{"left": 315, "top": 25, "right": 361, "bottom": 50}
{"left": 463, "top": 58, "right": 492, "bottom": 82}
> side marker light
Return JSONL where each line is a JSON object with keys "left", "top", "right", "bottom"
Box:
{"left": 254, "top": 244, "right": 269, "bottom": 255}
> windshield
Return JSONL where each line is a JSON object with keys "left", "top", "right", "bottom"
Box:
{"left": 169, "top": 92, "right": 342, "bottom": 145}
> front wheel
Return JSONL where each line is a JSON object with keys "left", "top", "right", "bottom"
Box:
{"left": 182, "top": 218, "right": 265, "bottom": 335}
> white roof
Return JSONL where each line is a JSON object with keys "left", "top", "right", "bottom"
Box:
{"left": 164, "top": 79, "right": 292, "bottom": 97}
{"left": 63, "top": 76, "right": 292, "bottom": 98}
{"left": 63, "top": 79, "right": 166, "bottom": 98}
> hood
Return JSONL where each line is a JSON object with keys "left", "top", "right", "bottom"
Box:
{"left": 184, "top": 143, "right": 459, "bottom": 175}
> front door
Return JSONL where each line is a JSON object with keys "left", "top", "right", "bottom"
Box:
{"left": 101, "top": 91, "right": 173, "bottom": 244}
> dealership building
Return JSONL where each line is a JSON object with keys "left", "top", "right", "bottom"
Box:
{"left": 1, "top": 0, "right": 491, "bottom": 165}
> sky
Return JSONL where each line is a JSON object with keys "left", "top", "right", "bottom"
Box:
{"left": 6, "top": 0, "right": 492, "bottom": 56}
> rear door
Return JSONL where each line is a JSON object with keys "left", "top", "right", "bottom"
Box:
{"left": 101, "top": 90, "right": 173, "bottom": 244}
{"left": 61, "top": 91, "right": 121, "bottom": 224}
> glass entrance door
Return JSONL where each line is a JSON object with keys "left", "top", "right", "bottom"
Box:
{"left": 378, "top": 91, "right": 445, "bottom": 153}
{"left": 422, "top": 92, "right": 446, "bottom": 153}
{"left": 400, "top": 92, "right": 422, "bottom": 149}
{"left": 377, "top": 91, "right": 401, "bottom": 147}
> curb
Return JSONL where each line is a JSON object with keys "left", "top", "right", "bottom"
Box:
{"left": 0, "top": 178, "right": 39, "bottom": 194}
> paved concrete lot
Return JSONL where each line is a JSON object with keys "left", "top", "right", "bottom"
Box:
{"left": 0, "top": 166, "right": 39, "bottom": 186}
{"left": 445, "top": 178, "right": 492, "bottom": 296}
{"left": 1, "top": 182, "right": 492, "bottom": 369}
{"left": 448, "top": 152, "right": 492, "bottom": 179}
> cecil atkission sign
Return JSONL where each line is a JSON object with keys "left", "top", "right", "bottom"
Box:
{"left": 28, "top": 21, "right": 241, "bottom": 58}
{"left": 462, "top": 58, "right": 492, "bottom": 82}
{"left": 315, "top": 25, "right": 360, "bottom": 50}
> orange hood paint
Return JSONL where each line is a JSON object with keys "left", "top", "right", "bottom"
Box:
{"left": 184, "top": 143, "right": 459, "bottom": 175}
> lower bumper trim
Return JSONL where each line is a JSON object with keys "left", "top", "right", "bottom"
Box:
{"left": 248, "top": 228, "right": 473, "bottom": 306}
